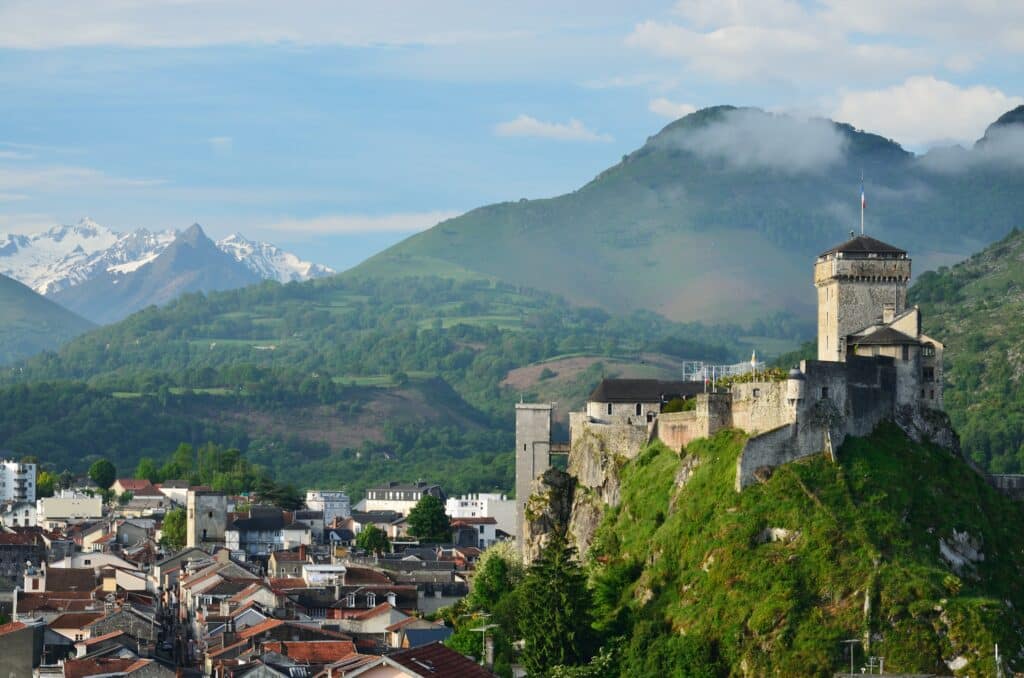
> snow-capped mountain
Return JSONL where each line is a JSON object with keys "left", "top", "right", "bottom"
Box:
{"left": 217, "top": 232, "right": 335, "bottom": 283}
{"left": 0, "top": 218, "right": 334, "bottom": 295}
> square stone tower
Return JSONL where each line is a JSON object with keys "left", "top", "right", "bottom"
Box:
{"left": 814, "top": 234, "right": 911, "bottom": 362}
{"left": 515, "top": 403, "right": 552, "bottom": 542}
{"left": 186, "top": 489, "right": 227, "bottom": 547}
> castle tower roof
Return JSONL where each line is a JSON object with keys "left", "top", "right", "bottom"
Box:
{"left": 819, "top": 234, "right": 906, "bottom": 259}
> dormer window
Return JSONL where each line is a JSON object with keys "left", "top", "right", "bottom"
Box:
{"left": 366, "top": 593, "right": 376, "bottom": 608}
{"left": 346, "top": 593, "right": 355, "bottom": 608}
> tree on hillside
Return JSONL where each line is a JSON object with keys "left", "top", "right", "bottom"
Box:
{"left": 161, "top": 507, "right": 186, "bottom": 550}
{"left": 135, "top": 457, "right": 160, "bottom": 483}
{"left": 467, "top": 541, "right": 524, "bottom": 611}
{"left": 407, "top": 494, "right": 450, "bottom": 543}
{"left": 88, "top": 459, "right": 116, "bottom": 489}
{"left": 515, "top": 531, "right": 596, "bottom": 675}
{"left": 356, "top": 524, "right": 390, "bottom": 555}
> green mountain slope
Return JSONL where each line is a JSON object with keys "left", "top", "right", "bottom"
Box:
{"left": 0, "top": 272, "right": 93, "bottom": 364}
{"left": 589, "top": 426, "right": 1024, "bottom": 675}
{"left": 0, "top": 276, "right": 755, "bottom": 489}
{"left": 910, "top": 227, "right": 1024, "bottom": 473}
{"left": 352, "top": 105, "right": 1024, "bottom": 323}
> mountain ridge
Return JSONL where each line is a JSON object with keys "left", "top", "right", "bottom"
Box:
{"left": 350, "top": 105, "right": 1024, "bottom": 324}
{"left": 0, "top": 217, "right": 334, "bottom": 298}
{"left": 0, "top": 272, "right": 94, "bottom": 363}
{"left": 49, "top": 224, "right": 263, "bottom": 324}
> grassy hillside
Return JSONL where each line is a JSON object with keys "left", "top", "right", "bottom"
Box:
{"left": 589, "top": 425, "right": 1024, "bottom": 675}
{"left": 0, "top": 273, "right": 93, "bottom": 364}
{"left": 910, "top": 227, "right": 1024, "bottom": 472}
{"left": 352, "top": 106, "right": 1024, "bottom": 324}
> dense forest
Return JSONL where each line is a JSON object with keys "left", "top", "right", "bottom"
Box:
{"left": 1, "top": 276, "right": 787, "bottom": 497}
{"left": 910, "top": 227, "right": 1024, "bottom": 473}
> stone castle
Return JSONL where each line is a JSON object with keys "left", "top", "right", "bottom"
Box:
{"left": 516, "top": 233, "right": 956, "bottom": 551}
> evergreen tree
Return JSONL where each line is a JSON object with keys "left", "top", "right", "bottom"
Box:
{"left": 516, "top": 531, "right": 596, "bottom": 675}
{"left": 406, "top": 494, "right": 450, "bottom": 543}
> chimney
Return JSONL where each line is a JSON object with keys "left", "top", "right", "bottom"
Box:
{"left": 882, "top": 303, "right": 895, "bottom": 324}
{"left": 223, "top": 617, "right": 236, "bottom": 646}
{"left": 298, "top": 544, "right": 306, "bottom": 561}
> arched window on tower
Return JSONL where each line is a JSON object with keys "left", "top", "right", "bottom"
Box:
{"left": 635, "top": 403, "right": 642, "bottom": 416}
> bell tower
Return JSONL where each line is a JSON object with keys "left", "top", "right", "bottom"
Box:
{"left": 814, "top": 234, "right": 911, "bottom": 362}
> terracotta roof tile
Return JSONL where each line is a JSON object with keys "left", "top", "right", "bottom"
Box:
{"left": 268, "top": 577, "right": 307, "bottom": 590}
{"left": 63, "top": 657, "right": 146, "bottom": 678}
{"left": 236, "top": 618, "right": 285, "bottom": 640}
{"left": 260, "top": 640, "right": 356, "bottom": 664}
{"left": 48, "top": 612, "right": 104, "bottom": 629}
{"left": 114, "top": 479, "right": 154, "bottom": 491}
{"left": 387, "top": 642, "right": 496, "bottom": 677}
{"left": 82, "top": 629, "right": 126, "bottom": 646}
{"left": 349, "top": 602, "right": 398, "bottom": 621}
{"left": 46, "top": 567, "right": 98, "bottom": 592}
{"left": 0, "top": 621, "right": 26, "bottom": 636}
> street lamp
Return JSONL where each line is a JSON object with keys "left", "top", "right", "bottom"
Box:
{"left": 470, "top": 624, "right": 499, "bottom": 667}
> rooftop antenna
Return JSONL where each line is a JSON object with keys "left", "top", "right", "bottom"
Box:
{"left": 860, "top": 171, "right": 866, "bottom": 235}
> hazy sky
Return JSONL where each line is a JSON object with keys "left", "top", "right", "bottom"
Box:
{"left": 1, "top": 1, "right": 1022, "bottom": 269}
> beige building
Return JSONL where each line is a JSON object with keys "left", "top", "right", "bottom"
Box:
{"left": 36, "top": 491, "right": 103, "bottom": 530}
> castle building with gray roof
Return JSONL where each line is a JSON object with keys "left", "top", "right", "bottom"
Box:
{"left": 516, "top": 232, "right": 954, "bottom": 548}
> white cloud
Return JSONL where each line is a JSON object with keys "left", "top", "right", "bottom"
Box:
{"left": 655, "top": 108, "right": 847, "bottom": 172}
{"left": 648, "top": 98, "right": 697, "bottom": 119}
{"left": 257, "top": 211, "right": 462, "bottom": 235}
{"left": 626, "top": 19, "right": 927, "bottom": 84}
{"left": 0, "top": 165, "right": 165, "bottom": 192}
{"left": 494, "top": 115, "right": 612, "bottom": 142}
{"left": 207, "top": 136, "right": 233, "bottom": 153}
{"left": 0, "top": 150, "right": 32, "bottom": 160}
{"left": 0, "top": 1, "right": 558, "bottom": 49}
{"left": 833, "top": 76, "right": 1024, "bottom": 147}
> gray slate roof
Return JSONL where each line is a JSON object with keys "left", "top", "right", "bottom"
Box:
{"left": 819, "top": 234, "right": 906, "bottom": 258}
{"left": 588, "top": 379, "right": 704, "bottom": 404}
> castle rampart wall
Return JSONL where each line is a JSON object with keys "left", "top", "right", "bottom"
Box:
{"left": 569, "top": 414, "right": 649, "bottom": 462}
{"left": 730, "top": 381, "right": 794, "bottom": 434}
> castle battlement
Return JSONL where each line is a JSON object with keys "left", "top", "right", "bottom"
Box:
{"left": 515, "top": 232, "right": 953, "bottom": 555}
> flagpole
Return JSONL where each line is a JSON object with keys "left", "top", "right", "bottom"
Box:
{"left": 860, "top": 171, "right": 865, "bottom": 235}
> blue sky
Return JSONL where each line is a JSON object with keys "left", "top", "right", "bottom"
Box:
{"left": 1, "top": 1, "right": 1022, "bottom": 270}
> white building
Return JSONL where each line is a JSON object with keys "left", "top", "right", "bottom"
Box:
{"left": 37, "top": 491, "right": 103, "bottom": 529}
{"left": 0, "top": 501, "right": 37, "bottom": 528}
{"left": 445, "top": 493, "right": 517, "bottom": 537}
{"left": 0, "top": 459, "right": 36, "bottom": 503}
{"left": 363, "top": 482, "right": 443, "bottom": 516}
{"left": 305, "top": 490, "right": 351, "bottom": 525}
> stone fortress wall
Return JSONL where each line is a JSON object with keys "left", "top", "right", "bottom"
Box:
{"left": 514, "top": 233, "right": 965, "bottom": 558}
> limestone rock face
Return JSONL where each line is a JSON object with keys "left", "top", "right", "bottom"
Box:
{"left": 521, "top": 467, "right": 575, "bottom": 563}
{"left": 565, "top": 426, "right": 633, "bottom": 556}
{"left": 895, "top": 405, "right": 961, "bottom": 456}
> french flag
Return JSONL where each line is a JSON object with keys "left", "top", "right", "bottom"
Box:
{"left": 861, "top": 181, "right": 867, "bottom": 210}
